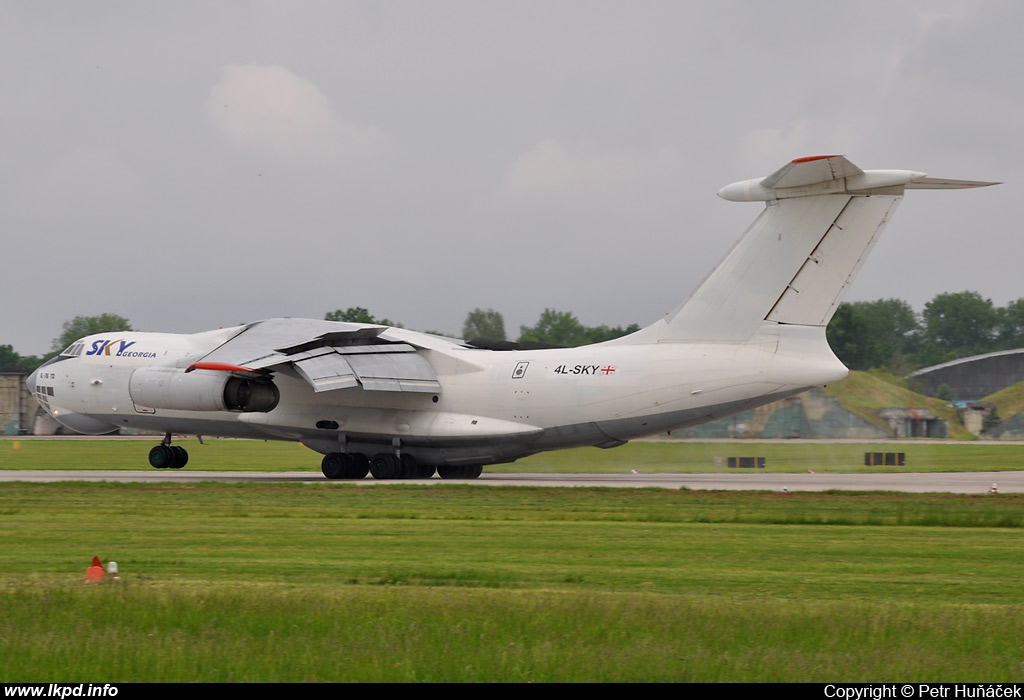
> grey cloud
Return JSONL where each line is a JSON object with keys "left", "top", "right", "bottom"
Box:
{"left": 208, "top": 64, "right": 389, "bottom": 163}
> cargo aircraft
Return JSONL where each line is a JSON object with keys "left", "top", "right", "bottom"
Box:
{"left": 26, "top": 155, "right": 996, "bottom": 479}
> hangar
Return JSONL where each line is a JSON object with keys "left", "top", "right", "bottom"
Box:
{"left": 909, "top": 349, "right": 1024, "bottom": 402}
{"left": 0, "top": 372, "right": 34, "bottom": 435}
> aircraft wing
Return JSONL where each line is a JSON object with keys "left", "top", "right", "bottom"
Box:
{"left": 188, "top": 318, "right": 443, "bottom": 394}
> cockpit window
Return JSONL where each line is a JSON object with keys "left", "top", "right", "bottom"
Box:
{"left": 60, "top": 341, "right": 86, "bottom": 357}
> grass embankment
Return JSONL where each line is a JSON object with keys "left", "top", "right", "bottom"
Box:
{"left": 986, "top": 381, "right": 1024, "bottom": 420}
{"left": 4, "top": 436, "right": 1024, "bottom": 473}
{"left": 2, "top": 483, "right": 1023, "bottom": 681}
{"left": 825, "top": 370, "right": 972, "bottom": 438}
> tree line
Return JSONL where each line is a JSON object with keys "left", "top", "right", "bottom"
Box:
{"left": 1, "top": 314, "right": 133, "bottom": 373}
{"left": 5, "top": 292, "right": 1021, "bottom": 375}
{"left": 325, "top": 306, "right": 641, "bottom": 347}
{"left": 826, "top": 291, "right": 1024, "bottom": 372}
{"left": 319, "top": 293, "right": 1024, "bottom": 368}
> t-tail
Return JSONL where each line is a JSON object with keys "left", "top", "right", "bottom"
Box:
{"left": 616, "top": 154, "right": 998, "bottom": 346}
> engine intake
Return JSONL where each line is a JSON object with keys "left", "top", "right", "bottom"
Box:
{"left": 129, "top": 367, "right": 279, "bottom": 412}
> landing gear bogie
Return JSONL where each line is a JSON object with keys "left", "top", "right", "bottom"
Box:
{"left": 321, "top": 452, "right": 371, "bottom": 479}
{"left": 369, "top": 453, "right": 401, "bottom": 480}
{"left": 170, "top": 446, "right": 188, "bottom": 469}
{"left": 400, "top": 454, "right": 436, "bottom": 479}
{"left": 321, "top": 453, "right": 347, "bottom": 479}
{"left": 318, "top": 451, "right": 451, "bottom": 480}
{"left": 149, "top": 443, "right": 188, "bottom": 469}
{"left": 349, "top": 453, "right": 370, "bottom": 479}
{"left": 437, "top": 464, "right": 483, "bottom": 479}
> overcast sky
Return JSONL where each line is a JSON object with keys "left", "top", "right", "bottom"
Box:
{"left": 2, "top": 1, "right": 1018, "bottom": 355}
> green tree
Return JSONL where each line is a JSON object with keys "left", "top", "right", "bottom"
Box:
{"left": 853, "top": 298, "right": 920, "bottom": 364}
{"left": 997, "top": 298, "right": 1024, "bottom": 349}
{"left": 828, "top": 298, "right": 920, "bottom": 370}
{"left": 518, "top": 309, "right": 591, "bottom": 347}
{"left": 0, "top": 345, "right": 20, "bottom": 371}
{"left": 518, "top": 310, "right": 641, "bottom": 347}
{"left": 51, "top": 314, "right": 133, "bottom": 353}
{"left": 917, "top": 291, "right": 999, "bottom": 366}
{"left": 462, "top": 308, "right": 506, "bottom": 341}
{"left": 324, "top": 307, "right": 402, "bottom": 327}
{"left": 585, "top": 323, "right": 641, "bottom": 344}
{"left": 982, "top": 405, "right": 1001, "bottom": 433}
{"left": 0, "top": 345, "right": 43, "bottom": 372}
{"left": 325, "top": 307, "right": 376, "bottom": 323}
{"left": 826, "top": 303, "right": 872, "bottom": 370}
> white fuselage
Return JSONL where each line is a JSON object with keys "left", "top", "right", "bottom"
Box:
{"left": 32, "top": 155, "right": 980, "bottom": 472}
{"left": 30, "top": 321, "right": 847, "bottom": 466}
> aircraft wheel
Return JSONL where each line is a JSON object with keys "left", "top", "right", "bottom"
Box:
{"left": 370, "top": 453, "right": 400, "bottom": 480}
{"left": 170, "top": 446, "right": 188, "bottom": 469}
{"left": 436, "top": 465, "right": 459, "bottom": 480}
{"left": 419, "top": 464, "right": 437, "bottom": 478}
{"left": 321, "top": 453, "right": 347, "bottom": 479}
{"left": 348, "top": 453, "right": 370, "bottom": 479}
{"left": 399, "top": 454, "right": 418, "bottom": 479}
{"left": 149, "top": 445, "right": 172, "bottom": 469}
{"left": 466, "top": 464, "right": 483, "bottom": 479}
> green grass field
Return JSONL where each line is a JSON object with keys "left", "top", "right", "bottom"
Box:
{"left": 2, "top": 483, "right": 1024, "bottom": 681}
{"left": 4, "top": 436, "right": 1024, "bottom": 473}
{"left": 2, "top": 439, "right": 1024, "bottom": 681}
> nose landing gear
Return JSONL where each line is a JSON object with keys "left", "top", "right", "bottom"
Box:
{"left": 149, "top": 434, "right": 188, "bottom": 469}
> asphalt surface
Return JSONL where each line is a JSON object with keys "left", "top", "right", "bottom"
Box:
{"left": 1, "top": 469, "right": 1021, "bottom": 493}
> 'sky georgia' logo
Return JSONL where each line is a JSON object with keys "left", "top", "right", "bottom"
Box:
{"left": 85, "top": 339, "right": 156, "bottom": 358}
{"left": 87, "top": 339, "right": 135, "bottom": 356}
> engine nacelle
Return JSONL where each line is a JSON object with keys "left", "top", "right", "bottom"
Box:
{"left": 129, "top": 367, "right": 279, "bottom": 412}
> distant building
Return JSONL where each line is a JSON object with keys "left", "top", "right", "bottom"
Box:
{"left": 877, "top": 407, "right": 948, "bottom": 438}
{"left": 987, "top": 412, "right": 1024, "bottom": 440}
{"left": 909, "top": 349, "right": 1024, "bottom": 402}
{"left": 0, "top": 372, "right": 36, "bottom": 435}
{"left": 671, "top": 388, "right": 890, "bottom": 439}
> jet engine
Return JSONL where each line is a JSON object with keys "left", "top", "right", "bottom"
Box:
{"left": 129, "top": 366, "right": 279, "bottom": 412}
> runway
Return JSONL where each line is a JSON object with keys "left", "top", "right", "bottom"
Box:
{"left": 2, "top": 469, "right": 1022, "bottom": 493}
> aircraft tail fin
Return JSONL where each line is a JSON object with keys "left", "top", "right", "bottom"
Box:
{"left": 618, "top": 155, "right": 997, "bottom": 345}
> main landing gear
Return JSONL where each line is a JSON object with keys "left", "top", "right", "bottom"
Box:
{"left": 437, "top": 464, "right": 483, "bottom": 479}
{"left": 149, "top": 434, "right": 188, "bottom": 469}
{"left": 143, "top": 436, "right": 482, "bottom": 479}
{"left": 320, "top": 452, "right": 482, "bottom": 480}
{"left": 320, "top": 452, "right": 371, "bottom": 480}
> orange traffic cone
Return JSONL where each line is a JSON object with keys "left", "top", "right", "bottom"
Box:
{"left": 84, "top": 555, "right": 105, "bottom": 584}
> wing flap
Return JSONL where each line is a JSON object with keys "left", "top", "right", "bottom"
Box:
{"left": 292, "top": 354, "right": 360, "bottom": 392}
{"left": 346, "top": 353, "right": 441, "bottom": 393}
{"left": 193, "top": 318, "right": 443, "bottom": 395}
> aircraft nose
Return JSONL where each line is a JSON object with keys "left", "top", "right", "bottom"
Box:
{"left": 25, "top": 368, "right": 37, "bottom": 395}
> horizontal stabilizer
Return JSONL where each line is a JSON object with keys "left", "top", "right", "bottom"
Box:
{"left": 907, "top": 177, "right": 1000, "bottom": 189}
{"left": 761, "top": 154, "right": 862, "bottom": 189}
{"left": 717, "top": 154, "right": 998, "bottom": 202}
